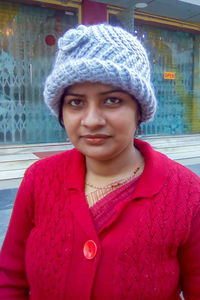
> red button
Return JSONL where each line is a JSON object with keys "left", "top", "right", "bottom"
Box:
{"left": 83, "top": 240, "right": 97, "bottom": 259}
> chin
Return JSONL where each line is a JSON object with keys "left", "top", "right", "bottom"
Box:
{"left": 81, "top": 147, "right": 120, "bottom": 161}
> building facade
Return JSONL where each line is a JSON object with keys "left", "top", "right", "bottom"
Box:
{"left": 0, "top": 0, "right": 200, "bottom": 144}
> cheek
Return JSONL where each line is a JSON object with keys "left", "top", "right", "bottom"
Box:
{"left": 112, "top": 111, "right": 138, "bottom": 132}
{"left": 62, "top": 113, "right": 68, "bottom": 132}
{"left": 62, "top": 112, "right": 77, "bottom": 135}
{"left": 62, "top": 113, "right": 84, "bottom": 146}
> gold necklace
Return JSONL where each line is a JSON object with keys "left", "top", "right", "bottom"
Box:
{"left": 86, "top": 166, "right": 141, "bottom": 190}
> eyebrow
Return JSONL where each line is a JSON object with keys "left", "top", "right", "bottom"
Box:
{"left": 65, "top": 89, "right": 128, "bottom": 97}
{"left": 99, "top": 89, "right": 128, "bottom": 95}
{"left": 64, "top": 92, "right": 84, "bottom": 97}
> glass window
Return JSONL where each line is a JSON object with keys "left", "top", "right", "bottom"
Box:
{"left": 0, "top": 1, "right": 79, "bottom": 144}
{"left": 109, "top": 12, "right": 200, "bottom": 135}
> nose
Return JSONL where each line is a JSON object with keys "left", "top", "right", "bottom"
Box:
{"left": 81, "top": 106, "right": 106, "bottom": 129}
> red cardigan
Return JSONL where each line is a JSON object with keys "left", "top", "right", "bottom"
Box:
{"left": 0, "top": 139, "right": 200, "bottom": 300}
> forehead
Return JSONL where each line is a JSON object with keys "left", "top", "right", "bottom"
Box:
{"left": 66, "top": 82, "right": 124, "bottom": 94}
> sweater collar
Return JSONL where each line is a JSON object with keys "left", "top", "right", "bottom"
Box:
{"left": 133, "top": 139, "right": 170, "bottom": 198}
{"left": 66, "top": 139, "right": 170, "bottom": 198}
{"left": 66, "top": 148, "right": 86, "bottom": 191}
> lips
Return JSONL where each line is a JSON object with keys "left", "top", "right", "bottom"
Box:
{"left": 81, "top": 134, "right": 111, "bottom": 145}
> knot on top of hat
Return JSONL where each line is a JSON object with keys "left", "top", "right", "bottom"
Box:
{"left": 58, "top": 25, "right": 89, "bottom": 53}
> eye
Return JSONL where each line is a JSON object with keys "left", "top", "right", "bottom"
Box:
{"left": 105, "top": 97, "right": 121, "bottom": 105}
{"left": 68, "top": 99, "right": 84, "bottom": 107}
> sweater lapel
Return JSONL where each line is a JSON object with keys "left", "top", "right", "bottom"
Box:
{"left": 66, "top": 149, "right": 99, "bottom": 239}
{"left": 133, "top": 139, "right": 170, "bottom": 199}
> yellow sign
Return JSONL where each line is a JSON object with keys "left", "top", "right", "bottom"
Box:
{"left": 34, "top": 0, "right": 81, "bottom": 6}
{"left": 164, "top": 72, "right": 175, "bottom": 80}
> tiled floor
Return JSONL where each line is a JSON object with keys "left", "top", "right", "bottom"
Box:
{"left": 0, "top": 188, "right": 17, "bottom": 248}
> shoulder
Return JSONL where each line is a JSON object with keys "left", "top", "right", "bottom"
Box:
{"left": 158, "top": 155, "right": 200, "bottom": 220}
{"left": 24, "top": 148, "right": 78, "bottom": 179}
{"left": 155, "top": 148, "right": 200, "bottom": 194}
{"left": 136, "top": 138, "right": 199, "bottom": 183}
{"left": 136, "top": 138, "right": 200, "bottom": 201}
{"left": 158, "top": 151, "right": 200, "bottom": 187}
{"left": 20, "top": 147, "right": 85, "bottom": 194}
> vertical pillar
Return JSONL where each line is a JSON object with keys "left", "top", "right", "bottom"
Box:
{"left": 192, "top": 35, "right": 200, "bottom": 133}
{"left": 82, "top": 0, "right": 107, "bottom": 25}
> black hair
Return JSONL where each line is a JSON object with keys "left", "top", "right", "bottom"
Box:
{"left": 58, "top": 88, "right": 68, "bottom": 128}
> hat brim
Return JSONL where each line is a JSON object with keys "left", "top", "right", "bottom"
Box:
{"left": 43, "top": 58, "right": 157, "bottom": 122}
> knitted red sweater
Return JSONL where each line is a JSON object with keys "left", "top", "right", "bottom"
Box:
{"left": 0, "top": 139, "right": 200, "bottom": 300}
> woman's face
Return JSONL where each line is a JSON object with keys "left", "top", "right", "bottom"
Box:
{"left": 62, "top": 82, "right": 140, "bottom": 161}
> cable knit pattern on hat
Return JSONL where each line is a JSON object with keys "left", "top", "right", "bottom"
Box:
{"left": 43, "top": 24, "right": 157, "bottom": 122}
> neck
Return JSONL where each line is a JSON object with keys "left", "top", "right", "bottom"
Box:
{"left": 85, "top": 143, "right": 144, "bottom": 186}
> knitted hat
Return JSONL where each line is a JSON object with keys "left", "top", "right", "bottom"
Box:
{"left": 43, "top": 23, "right": 157, "bottom": 122}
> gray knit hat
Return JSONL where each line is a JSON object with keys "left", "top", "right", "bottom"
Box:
{"left": 43, "top": 23, "right": 157, "bottom": 122}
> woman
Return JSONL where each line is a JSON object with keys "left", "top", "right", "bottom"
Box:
{"left": 0, "top": 24, "right": 200, "bottom": 300}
